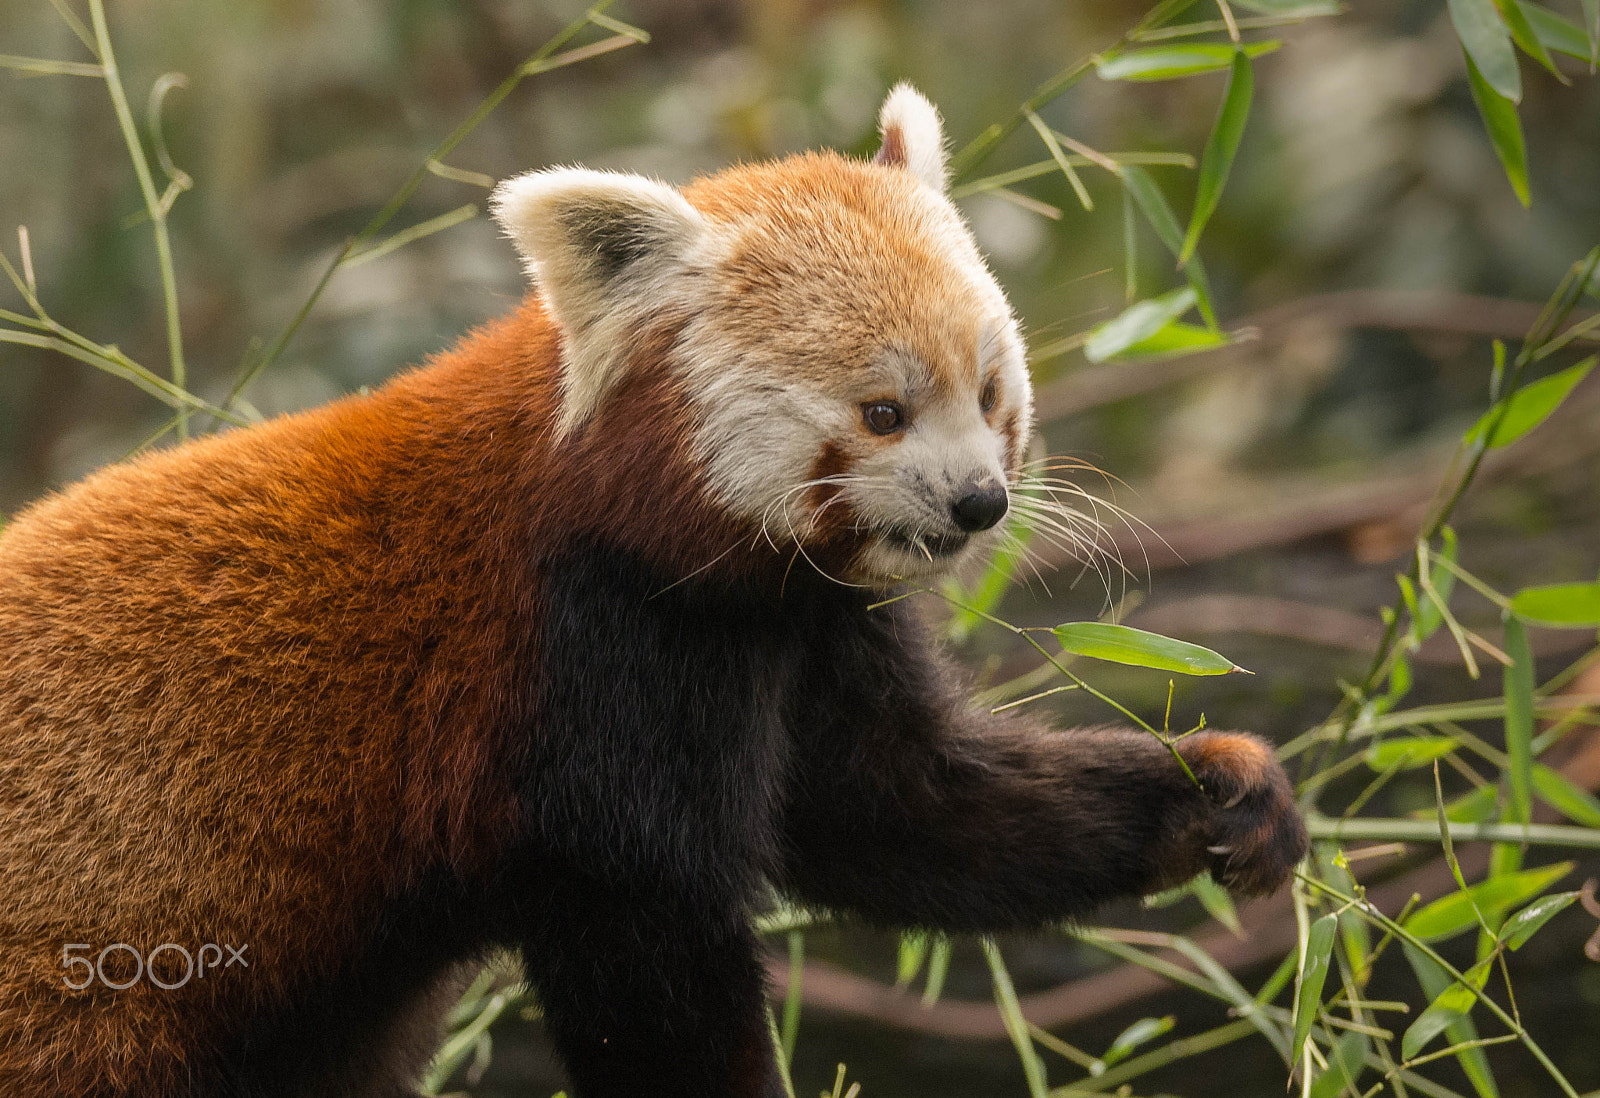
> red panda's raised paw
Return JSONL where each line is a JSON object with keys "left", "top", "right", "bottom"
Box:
{"left": 1178, "top": 732, "right": 1308, "bottom": 897}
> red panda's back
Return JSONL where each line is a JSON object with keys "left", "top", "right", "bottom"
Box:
{"left": 0, "top": 301, "right": 560, "bottom": 1093}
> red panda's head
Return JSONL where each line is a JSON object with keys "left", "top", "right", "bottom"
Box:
{"left": 492, "top": 84, "right": 1030, "bottom": 587}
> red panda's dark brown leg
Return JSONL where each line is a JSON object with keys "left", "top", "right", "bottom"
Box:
{"left": 777, "top": 603, "right": 1307, "bottom": 931}
{"left": 515, "top": 872, "right": 784, "bottom": 1098}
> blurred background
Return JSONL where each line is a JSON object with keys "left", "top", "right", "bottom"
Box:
{"left": 3, "top": 0, "right": 1599, "bottom": 1095}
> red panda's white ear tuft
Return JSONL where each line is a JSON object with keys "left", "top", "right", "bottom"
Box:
{"left": 491, "top": 168, "right": 708, "bottom": 435}
{"left": 873, "top": 83, "right": 947, "bottom": 193}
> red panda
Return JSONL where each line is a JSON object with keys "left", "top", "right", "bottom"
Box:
{"left": 0, "top": 84, "right": 1306, "bottom": 1097}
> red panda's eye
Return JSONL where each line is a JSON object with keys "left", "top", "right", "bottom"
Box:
{"left": 980, "top": 378, "right": 998, "bottom": 413}
{"left": 862, "top": 401, "right": 905, "bottom": 435}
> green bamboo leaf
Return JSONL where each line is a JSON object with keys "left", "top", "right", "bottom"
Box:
{"left": 1531, "top": 763, "right": 1600, "bottom": 826}
{"left": 1365, "top": 735, "right": 1458, "bottom": 771}
{"left": 1083, "top": 288, "right": 1199, "bottom": 362}
{"left": 1308, "top": 1030, "right": 1368, "bottom": 1098}
{"left": 1516, "top": 0, "right": 1597, "bottom": 61}
{"left": 1450, "top": 0, "right": 1522, "bottom": 100}
{"left": 1510, "top": 578, "right": 1600, "bottom": 626}
{"left": 1466, "top": 357, "right": 1595, "bottom": 448}
{"left": 1100, "top": 1015, "right": 1176, "bottom": 1067}
{"left": 1291, "top": 914, "right": 1338, "bottom": 1067}
{"left": 0, "top": 53, "right": 105, "bottom": 77}
{"left": 1192, "top": 871, "right": 1243, "bottom": 935}
{"left": 921, "top": 936, "right": 952, "bottom": 1006}
{"left": 1401, "top": 944, "right": 1500, "bottom": 1098}
{"left": 1463, "top": 50, "right": 1531, "bottom": 206}
{"left": 1142, "top": 877, "right": 1197, "bottom": 909}
{"left": 1119, "top": 166, "right": 1220, "bottom": 329}
{"left": 1403, "top": 982, "right": 1478, "bottom": 1059}
{"left": 1025, "top": 109, "right": 1093, "bottom": 212}
{"left": 1095, "top": 40, "right": 1280, "bottom": 81}
{"left": 1408, "top": 782, "right": 1500, "bottom": 823}
{"left": 1496, "top": 0, "right": 1563, "bottom": 76}
{"left": 1503, "top": 616, "right": 1535, "bottom": 826}
{"left": 1232, "top": 0, "right": 1337, "bottom": 12}
{"left": 1180, "top": 50, "right": 1253, "bottom": 265}
{"left": 1120, "top": 166, "right": 1186, "bottom": 253}
{"left": 1587, "top": 0, "right": 1600, "bottom": 64}
{"left": 1116, "top": 321, "right": 1229, "bottom": 359}
{"left": 1403, "top": 862, "right": 1573, "bottom": 941}
{"left": 1384, "top": 648, "right": 1414, "bottom": 710}
{"left": 896, "top": 930, "right": 929, "bottom": 986}
{"left": 1418, "top": 527, "right": 1460, "bottom": 640}
{"left": 1051, "top": 620, "right": 1245, "bottom": 675}
{"left": 983, "top": 940, "right": 1050, "bottom": 1098}
{"left": 1396, "top": 573, "right": 1424, "bottom": 647}
{"left": 1502, "top": 889, "right": 1581, "bottom": 949}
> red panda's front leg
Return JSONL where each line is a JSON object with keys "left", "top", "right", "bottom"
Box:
{"left": 516, "top": 870, "right": 785, "bottom": 1098}
{"left": 777, "top": 604, "right": 1307, "bottom": 931}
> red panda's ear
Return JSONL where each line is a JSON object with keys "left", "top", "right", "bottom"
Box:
{"left": 492, "top": 168, "right": 709, "bottom": 434}
{"left": 873, "top": 83, "right": 948, "bottom": 193}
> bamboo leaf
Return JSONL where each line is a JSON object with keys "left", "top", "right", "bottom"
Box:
{"left": 1084, "top": 288, "right": 1199, "bottom": 362}
{"left": 1051, "top": 620, "right": 1245, "bottom": 675}
{"left": 1403, "top": 983, "right": 1478, "bottom": 1059}
{"left": 1191, "top": 871, "right": 1243, "bottom": 935}
{"left": 984, "top": 940, "right": 1050, "bottom": 1098}
{"left": 1418, "top": 527, "right": 1461, "bottom": 640}
{"left": 0, "top": 53, "right": 104, "bottom": 77}
{"left": 1407, "top": 782, "right": 1500, "bottom": 823}
{"left": 1025, "top": 109, "right": 1093, "bottom": 211}
{"left": 1466, "top": 357, "right": 1594, "bottom": 448}
{"left": 1463, "top": 50, "right": 1531, "bottom": 206}
{"left": 1180, "top": 50, "right": 1253, "bottom": 265}
{"left": 1496, "top": 0, "right": 1563, "bottom": 77}
{"left": 1516, "top": 0, "right": 1597, "bottom": 61}
{"left": 1450, "top": 0, "right": 1522, "bottom": 100}
{"left": 781, "top": 932, "right": 803, "bottom": 1067}
{"left": 1232, "top": 0, "right": 1338, "bottom": 12}
{"left": 1100, "top": 1015, "right": 1176, "bottom": 1067}
{"left": 1113, "top": 320, "right": 1231, "bottom": 360}
{"left": 922, "top": 936, "right": 952, "bottom": 1006}
{"left": 1121, "top": 166, "right": 1188, "bottom": 253}
{"left": 1095, "top": 40, "right": 1280, "bottom": 81}
{"left": 1531, "top": 763, "right": 1600, "bottom": 826}
{"left": 1401, "top": 943, "right": 1500, "bottom": 1098}
{"left": 1119, "top": 165, "right": 1220, "bottom": 328}
{"left": 1503, "top": 616, "right": 1535, "bottom": 827}
{"left": 1365, "top": 735, "right": 1459, "bottom": 771}
{"left": 1502, "top": 889, "right": 1581, "bottom": 949}
{"left": 1291, "top": 913, "right": 1338, "bottom": 1067}
{"left": 1308, "top": 1030, "right": 1368, "bottom": 1098}
{"left": 1510, "top": 578, "right": 1600, "bottom": 626}
{"left": 895, "top": 931, "right": 929, "bottom": 986}
{"left": 1403, "top": 862, "right": 1573, "bottom": 941}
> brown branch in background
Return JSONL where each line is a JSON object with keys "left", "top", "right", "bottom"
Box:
{"left": 1024, "top": 294, "right": 1600, "bottom": 573}
{"left": 1032, "top": 290, "right": 1597, "bottom": 422}
{"left": 1092, "top": 381, "right": 1600, "bottom": 572}
{"left": 765, "top": 663, "right": 1600, "bottom": 1040}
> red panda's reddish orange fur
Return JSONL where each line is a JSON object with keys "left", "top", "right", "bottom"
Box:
{"left": 0, "top": 301, "right": 708, "bottom": 1092}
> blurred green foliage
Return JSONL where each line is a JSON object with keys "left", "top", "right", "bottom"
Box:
{"left": 4, "top": 2, "right": 1600, "bottom": 1097}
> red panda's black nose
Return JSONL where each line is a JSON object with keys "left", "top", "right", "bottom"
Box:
{"left": 951, "top": 482, "right": 1008, "bottom": 533}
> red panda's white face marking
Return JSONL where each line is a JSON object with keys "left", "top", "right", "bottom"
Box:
{"left": 492, "top": 84, "right": 1032, "bottom": 587}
